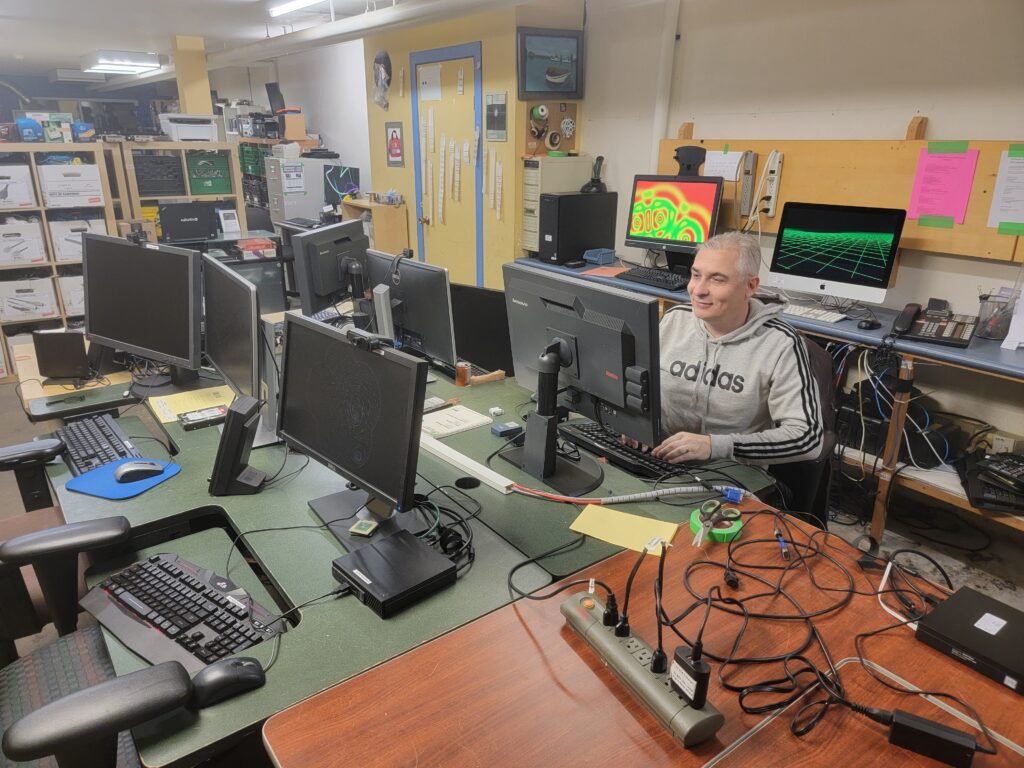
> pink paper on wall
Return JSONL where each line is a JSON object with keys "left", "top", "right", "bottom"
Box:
{"left": 907, "top": 148, "right": 979, "bottom": 224}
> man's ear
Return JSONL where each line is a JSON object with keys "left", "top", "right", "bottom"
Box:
{"left": 747, "top": 275, "right": 760, "bottom": 298}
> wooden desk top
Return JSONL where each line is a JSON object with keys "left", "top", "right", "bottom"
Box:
{"left": 263, "top": 512, "right": 1024, "bottom": 767}
{"left": 13, "top": 342, "right": 132, "bottom": 403}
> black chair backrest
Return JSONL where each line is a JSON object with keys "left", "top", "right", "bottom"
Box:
{"left": 802, "top": 336, "right": 836, "bottom": 436}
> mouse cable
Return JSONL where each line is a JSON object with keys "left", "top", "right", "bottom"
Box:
{"left": 260, "top": 585, "right": 351, "bottom": 673}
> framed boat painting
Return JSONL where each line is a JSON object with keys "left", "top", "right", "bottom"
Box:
{"left": 517, "top": 27, "right": 585, "bottom": 101}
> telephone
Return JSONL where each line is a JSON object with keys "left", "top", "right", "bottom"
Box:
{"left": 890, "top": 298, "right": 978, "bottom": 348}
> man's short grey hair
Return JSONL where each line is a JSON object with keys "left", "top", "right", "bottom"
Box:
{"left": 697, "top": 231, "right": 762, "bottom": 279}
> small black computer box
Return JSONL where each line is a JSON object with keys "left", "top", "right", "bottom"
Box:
{"left": 915, "top": 587, "right": 1022, "bottom": 695}
{"left": 331, "top": 529, "right": 456, "bottom": 619}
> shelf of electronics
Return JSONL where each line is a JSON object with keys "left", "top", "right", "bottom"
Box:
{"left": 839, "top": 448, "right": 1024, "bottom": 533}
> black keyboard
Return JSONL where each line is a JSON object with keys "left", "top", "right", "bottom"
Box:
{"left": 960, "top": 453, "right": 1024, "bottom": 514}
{"left": 976, "top": 453, "right": 1024, "bottom": 492}
{"left": 80, "top": 553, "right": 284, "bottom": 675}
{"left": 56, "top": 414, "right": 143, "bottom": 476}
{"left": 558, "top": 421, "right": 679, "bottom": 479}
{"left": 282, "top": 217, "right": 319, "bottom": 229}
{"left": 617, "top": 267, "right": 688, "bottom": 292}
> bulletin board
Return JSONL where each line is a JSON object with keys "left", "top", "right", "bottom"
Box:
{"left": 657, "top": 138, "right": 1024, "bottom": 262}
{"left": 524, "top": 101, "right": 581, "bottom": 157}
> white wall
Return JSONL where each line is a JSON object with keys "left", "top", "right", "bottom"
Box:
{"left": 578, "top": 0, "right": 1024, "bottom": 434}
{"left": 276, "top": 40, "right": 372, "bottom": 190}
{"left": 208, "top": 64, "right": 275, "bottom": 106}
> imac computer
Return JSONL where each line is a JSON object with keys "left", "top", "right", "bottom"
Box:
{"left": 767, "top": 202, "right": 906, "bottom": 304}
{"left": 291, "top": 219, "right": 370, "bottom": 316}
{"left": 624, "top": 175, "right": 723, "bottom": 276}
{"left": 502, "top": 262, "right": 662, "bottom": 496}
{"left": 83, "top": 233, "right": 202, "bottom": 389}
{"left": 450, "top": 283, "right": 515, "bottom": 376}
{"left": 202, "top": 254, "right": 281, "bottom": 448}
{"left": 276, "top": 313, "right": 429, "bottom": 552}
{"left": 364, "top": 249, "right": 458, "bottom": 369}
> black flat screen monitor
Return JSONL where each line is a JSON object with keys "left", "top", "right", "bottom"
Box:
{"left": 83, "top": 234, "right": 202, "bottom": 370}
{"left": 291, "top": 219, "right": 369, "bottom": 315}
{"left": 624, "top": 175, "right": 723, "bottom": 271}
{"left": 365, "top": 249, "right": 457, "bottom": 367}
{"left": 503, "top": 262, "right": 661, "bottom": 448}
{"left": 277, "top": 314, "right": 428, "bottom": 519}
{"left": 450, "top": 283, "right": 515, "bottom": 376}
{"left": 203, "top": 254, "right": 259, "bottom": 399}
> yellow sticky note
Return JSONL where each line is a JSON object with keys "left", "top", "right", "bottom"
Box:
{"left": 570, "top": 504, "right": 679, "bottom": 554}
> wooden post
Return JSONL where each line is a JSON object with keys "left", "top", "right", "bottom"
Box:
{"left": 677, "top": 122, "right": 694, "bottom": 140}
{"left": 871, "top": 355, "right": 915, "bottom": 542}
{"left": 172, "top": 36, "right": 213, "bottom": 115}
{"left": 905, "top": 116, "right": 928, "bottom": 140}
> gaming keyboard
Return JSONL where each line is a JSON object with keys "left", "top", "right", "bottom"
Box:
{"left": 617, "top": 266, "right": 688, "bottom": 292}
{"left": 56, "top": 414, "right": 143, "bottom": 476}
{"left": 80, "top": 553, "right": 284, "bottom": 675}
{"left": 558, "top": 421, "right": 680, "bottom": 479}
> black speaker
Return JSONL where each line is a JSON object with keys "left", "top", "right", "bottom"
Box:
{"left": 537, "top": 192, "right": 617, "bottom": 265}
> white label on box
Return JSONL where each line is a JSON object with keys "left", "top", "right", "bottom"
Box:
{"left": 38, "top": 165, "right": 104, "bottom": 208}
{"left": 0, "top": 166, "right": 37, "bottom": 208}
{"left": 0, "top": 279, "right": 58, "bottom": 321}
{"left": 974, "top": 612, "right": 1007, "bottom": 636}
{"left": 0, "top": 221, "right": 47, "bottom": 265}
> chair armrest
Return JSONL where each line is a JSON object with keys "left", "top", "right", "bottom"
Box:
{"left": 1, "top": 662, "right": 192, "bottom": 762}
{"left": 0, "top": 438, "right": 64, "bottom": 472}
{"left": 0, "top": 517, "right": 131, "bottom": 565}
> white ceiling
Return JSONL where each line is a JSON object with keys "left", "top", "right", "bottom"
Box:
{"left": 0, "top": 0, "right": 378, "bottom": 76}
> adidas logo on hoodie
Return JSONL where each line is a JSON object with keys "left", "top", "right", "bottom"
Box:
{"left": 668, "top": 360, "right": 745, "bottom": 393}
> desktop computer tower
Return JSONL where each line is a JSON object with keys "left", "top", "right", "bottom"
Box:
{"left": 521, "top": 155, "right": 594, "bottom": 254}
{"left": 537, "top": 192, "right": 617, "bottom": 265}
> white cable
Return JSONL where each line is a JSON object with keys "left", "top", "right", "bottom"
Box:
{"left": 513, "top": 484, "right": 755, "bottom": 505}
{"left": 865, "top": 356, "right": 948, "bottom": 468}
{"left": 877, "top": 561, "right": 918, "bottom": 632}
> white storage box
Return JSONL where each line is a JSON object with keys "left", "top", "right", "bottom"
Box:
{"left": 0, "top": 279, "right": 59, "bottom": 321}
{"left": 57, "top": 275, "right": 85, "bottom": 316}
{"left": 38, "top": 164, "right": 104, "bottom": 208}
{"left": 0, "top": 344, "right": 8, "bottom": 379}
{"left": 5, "top": 333, "right": 33, "bottom": 377}
{"left": 0, "top": 166, "right": 37, "bottom": 209}
{"left": 0, "top": 220, "right": 47, "bottom": 265}
{"left": 49, "top": 218, "right": 106, "bottom": 262}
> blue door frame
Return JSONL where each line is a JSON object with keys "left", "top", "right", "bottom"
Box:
{"left": 410, "top": 42, "right": 484, "bottom": 286}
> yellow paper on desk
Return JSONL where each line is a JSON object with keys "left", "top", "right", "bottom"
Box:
{"left": 148, "top": 386, "right": 236, "bottom": 424}
{"left": 570, "top": 505, "right": 679, "bottom": 554}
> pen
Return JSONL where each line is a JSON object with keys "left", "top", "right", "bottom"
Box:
{"left": 774, "top": 527, "right": 790, "bottom": 561}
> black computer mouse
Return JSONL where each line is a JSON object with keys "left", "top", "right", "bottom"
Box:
{"left": 189, "top": 657, "right": 266, "bottom": 709}
{"left": 857, "top": 319, "right": 882, "bottom": 331}
{"left": 113, "top": 460, "right": 166, "bottom": 483}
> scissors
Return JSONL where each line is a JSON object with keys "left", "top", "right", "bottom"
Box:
{"left": 692, "top": 499, "right": 741, "bottom": 547}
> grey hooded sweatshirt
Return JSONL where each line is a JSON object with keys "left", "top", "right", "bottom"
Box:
{"left": 659, "top": 299, "right": 823, "bottom": 465}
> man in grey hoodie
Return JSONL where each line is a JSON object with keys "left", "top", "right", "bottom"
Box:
{"left": 652, "top": 231, "right": 823, "bottom": 465}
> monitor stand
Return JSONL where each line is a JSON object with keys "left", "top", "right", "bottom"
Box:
{"left": 309, "top": 488, "right": 427, "bottom": 554}
{"left": 133, "top": 365, "right": 209, "bottom": 397}
{"left": 499, "top": 339, "right": 603, "bottom": 498}
{"left": 665, "top": 250, "right": 695, "bottom": 278}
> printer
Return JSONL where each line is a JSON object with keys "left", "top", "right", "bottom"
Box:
{"left": 158, "top": 114, "right": 219, "bottom": 142}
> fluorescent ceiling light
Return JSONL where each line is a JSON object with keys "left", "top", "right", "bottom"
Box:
{"left": 269, "top": 0, "right": 327, "bottom": 17}
{"left": 81, "top": 50, "right": 161, "bottom": 75}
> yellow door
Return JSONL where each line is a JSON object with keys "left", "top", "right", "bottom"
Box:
{"left": 414, "top": 56, "right": 478, "bottom": 285}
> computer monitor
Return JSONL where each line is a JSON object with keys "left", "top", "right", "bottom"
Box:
{"left": 291, "top": 219, "right": 369, "bottom": 315}
{"left": 83, "top": 233, "right": 201, "bottom": 385}
{"left": 450, "top": 283, "right": 515, "bottom": 376}
{"left": 624, "top": 175, "right": 723, "bottom": 274}
{"left": 202, "top": 255, "right": 281, "bottom": 448}
{"left": 364, "top": 249, "right": 458, "bottom": 368}
{"left": 767, "top": 202, "right": 906, "bottom": 304}
{"left": 276, "top": 313, "right": 428, "bottom": 551}
{"left": 502, "top": 262, "right": 661, "bottom": 496}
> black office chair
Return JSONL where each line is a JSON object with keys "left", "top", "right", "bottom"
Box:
{"left": 0, "top": 516, "right": 194, "bottom": 768}
{"left": 768, "top": 336, "right": 837, "bottom": 529}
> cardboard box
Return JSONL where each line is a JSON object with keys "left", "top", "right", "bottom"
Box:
{"left": 5, "top": 333, "right": 33, "bottom": 376}
{"left": 15, "top": 118, "right": 43, "bottom": 142}
{"left": 72, "top": 123, "right": 96, "bottom": 142}
{"left": 49, "top": 217, "right": 106, "bottom": 261}
{"left": 279, "top": 113, "right": 307, "bottom": 141}
{"left": 38, "top": 164, "right": 104, "bottom": 208}
{"left": 0, "top": 124, "right": 16, "bottom": 142}
{"left": 0, "top": 220, "right": 48, "bottom": 265}
{"left": 116, "top": 219, "right": 158, "bottom": 243}
{"left": 0, "top": 343, "right": 8, "bottom": 379}
{"left": 43, "top": 121, "right": 73, "bottom": 143}
{"left": 0, "top": 165, "right": 37, "bottom": 208}
{"left": 57, "top": 275, "right": 84, "bottom": 316}
{"left": 0, "top": 279, "right": 59, "bottom": 321}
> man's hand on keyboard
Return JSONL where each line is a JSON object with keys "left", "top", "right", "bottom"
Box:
{"left": 652, "top": 432, "right": 712, "bottom": 463}
{"left": 621, "top": 435, "right": 650, "bottom": 452}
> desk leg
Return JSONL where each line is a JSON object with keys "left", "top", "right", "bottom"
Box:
{"left": 871, "top": 356, "right": 914, "bottom": 542}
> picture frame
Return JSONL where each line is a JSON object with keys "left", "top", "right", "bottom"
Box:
{"left": 516, "top": 27, "right": 585, "bottom": 101}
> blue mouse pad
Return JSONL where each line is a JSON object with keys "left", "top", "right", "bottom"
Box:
{"left": 65, "top": 458, "right": 180, "bottom": 500}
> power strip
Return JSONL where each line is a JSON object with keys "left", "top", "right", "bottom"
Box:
{"left": 560, "top": 593, "right": 724, "bottom": 747}
{"left": 764, "top": 152, "right": 783, "bottom": 217}
{"left": 419, "top": 433, "right": 514, "bottom": 494}
{"left": 739, "top": 151, "right": 758, "bottom": 217}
